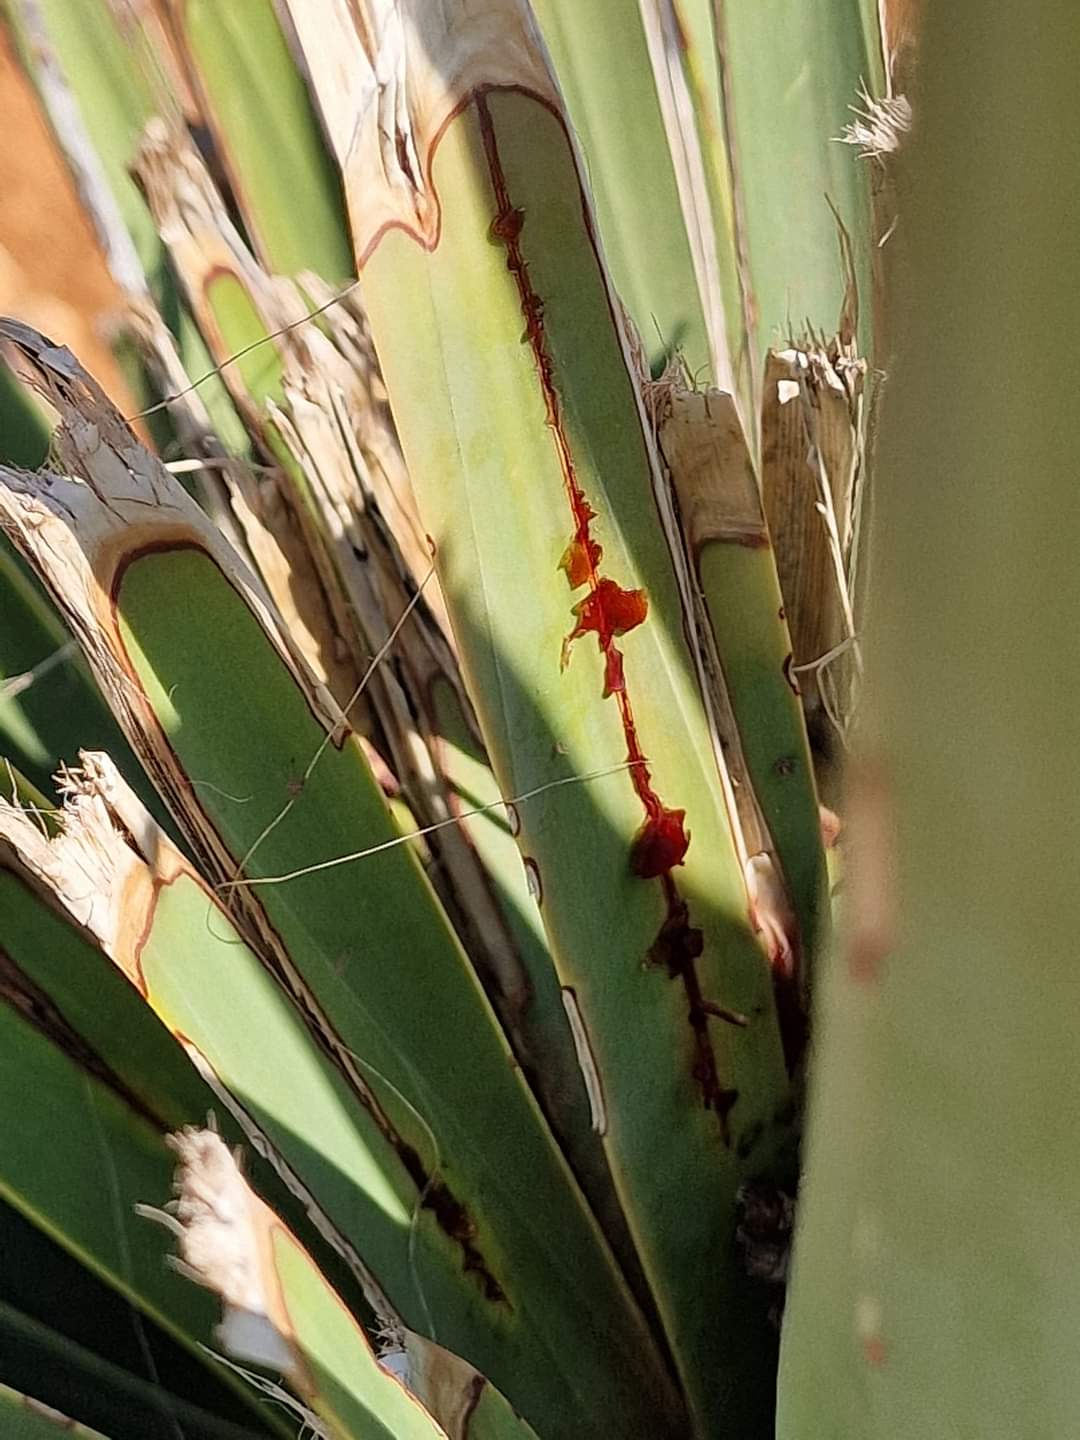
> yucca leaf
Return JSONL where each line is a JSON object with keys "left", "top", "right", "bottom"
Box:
{"left": 0, "top": 321, "right": 685, "bottom": 1438}
{"left": 284, "top": 5, "right": 795, "bottom": 1430}
{"left": 130, "top": 115, "right": 617, "bottom": 1249}
{"left": 0, "top": 754, "right": 542, "bottom": 1440}
{"left": 3, "top": 0, "right": 249, "bottom": 454}
{"left": 858, "top": 0, "right": 889, "bottom": 95}
{"left": 0, "top": 355, "right": 49, "bottom": 468}
{"left": 0, "top": 970, "right": 290, "bottom": 1437}
{"left": 0, "top": 537, "right": 168, "bottom": 814}
{"left": 0, "top": 1297, "right": 268, "bottom": 1440}
{"left": 163, "top": 1127, "right": 541, "bottom": 1440}
{"left": 779, "top": 4, "right": 1080, "bottom": 1435}
{"left": 169, "top": 0, "right": 354, "bottom": 283}
{"left": 0, "top": 862, "right": 214, "bottom": 1128}
{"left": 759, "top": 342, "right": 864, "bottom": 762}
{"left": 712, "top": 0, "right": 876, "bottom": 359}
{"left": 658, "top": 385, "right": 826, "bottom": 999}
{"left": 0, "top": 825, "right": 301, "bottom": 1435}
{"left": 0, "top": 1386, "right": 112, "bottom": 1440}
{"left": 0, "top": 361, "right": 139, "bottom": 799}
{"left": 531, "top": 0, "right": 741, "bottom": 390}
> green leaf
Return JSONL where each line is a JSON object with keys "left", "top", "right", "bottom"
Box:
{"left": 162, "top": 1127, "right": 540, "bottom": 1440}
{"left": 0, "top": 322, "right": 687, "bottom": 1439}
{"left": 0, "top": 538, "right": 163, "bottom": 815}
{"left": 659, "top": 387, "right": 826, "bottom": 997}
{"left": 0, "top": 1296, "right": 269, "bottom": 1440}
{"left": 284, "top": 7, "right": 797, "bottom": 1429}
{"left": 175, "top": 0, "right": 354, "bottom": 283}
{"left": 0, "top": 990, "right": 289, "bottom": 1437}
{"left": 0, "top": 1385, "right": 112, "bottom": 1440}
{"left": 531, "top": 0, "right": 728, "bottom": 383}
{"left": 714, "top": 0, "right": 875, "bottom": 357}
{"left": 779, "top": 5, "right": 1080, "bottom": 1435}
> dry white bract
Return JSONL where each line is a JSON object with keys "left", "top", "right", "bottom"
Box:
{"left": 167, "top": 1127, "right": 266, "bottom": 1313}
{"left": 841, "top": 90, "right": 913, "bottom": 158}
{"left": 160, "top": 1128, "right": 298, "bottom": 1374}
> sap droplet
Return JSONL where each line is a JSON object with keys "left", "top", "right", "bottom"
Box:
{"left": 646, "top": 896, "right": 703, "bottom": 975}
{"left": 631, "top": 805, "right": 690, "bottom": 878}
{"left": 855, "top": 1296, "right": 887, "bottom": 1368}
{"left": 568, "top": 578, "right": 648, "bottom": 652}
{"left": 559, "top": 535, "right": 603, "bottom": 589}
{"left": 490, "top": 205, "right": 524, "bottom": 244}
{"left": 504, "top": 802, "right": 521, "bottom": 837}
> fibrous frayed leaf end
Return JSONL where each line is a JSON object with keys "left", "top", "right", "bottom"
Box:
{"left": 839, "top": 88, "right": 913, "bottom": 158}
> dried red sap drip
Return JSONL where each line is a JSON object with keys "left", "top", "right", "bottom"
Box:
{"left": 863, "top": 1336, "right": 888, "bottom": 1369}
{"left": 490, "top": 205, "right": 524, "bottom": 244}
{"left": 567, "top": 578, "right": 648, "bottom": 650}
{"left": 559, "top": 535, "right": 603, "bottom": 589}
{"left": 602, "top": 647, "right": 625, "bottom": 699}
{"left": 647, "top": 892, "right": 704, "bottom": 974}
{"left": 477, "top": 95, "right": 733, "bottom": 1135}
{"left": 631, "top": 804, "right": 691, "bottom": 878}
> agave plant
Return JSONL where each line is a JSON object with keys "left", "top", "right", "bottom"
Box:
{"left": 0, "top": 2, "right": 926, "bottom": 1437}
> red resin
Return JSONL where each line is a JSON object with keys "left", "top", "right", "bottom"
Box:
{"left": 647, "top": 892, "right": 705, "bottom": 975}
{"left": 559, "top": 534, "right": 603, "bottom": 589}
{"left": 567, "top": 578, "right": 648, "bottom": 649}
{"left": 601, "top": 647, "right": 625, "bottom": 699}
{"left": 490, "top": 205, "right": 524, "bottom": 244}
{"left": 478, "top": 93, "right": 737, "bottom": 1133}
{"left": 631, "top": 804, "right": 690, "bottom": 878}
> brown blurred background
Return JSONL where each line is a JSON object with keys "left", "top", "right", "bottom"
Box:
{"left": 0, "top": 26, "right": 127, "bottom": 396}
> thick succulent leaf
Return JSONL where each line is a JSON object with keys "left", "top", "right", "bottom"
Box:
{"left": 0, "top": 1297, "right": 268, "bottom": 1440}
{"left": 658, "top": 385, "right": 826, "bottom": 1008}
{"left": 0, "top": 368, "right": 151, "bottom": 802}
{"left": 0, "top": 1386, "right": 111, "bottom": 1440}
{"left": 2, "top": 762, "right": 536, "bottom": 1440}
{"left": 0, "top": 835, "right": 305, "bottom": 1438}
{"left": 131, "top": 114, "right": 623, "bottom": 1287}
{"left": 285, "top": 5, "right": 792, "bottom": 1431}
{"left": 637, "top": 0, "right": 755, "bottom": 413}
{"left": 859, "top": 0, "right": 889, "bottom": 93}
{"left": 2, "top": 0, "right": 160, "bottom": 276}
{"left": 712, "top": 0, "right": 876, "bottom": 359}
{"left": 164, "top": 1128, "right": 540, "bottom": 1440}
{"left": 0, "top": 322, "right": 684, "bottom": 1439}
{"left": 132, "top": 119, "right": 395, "bottom": 736}
{"left": 0, "top": 970, "right": 288, "bottom": 1437}
{"left": 0, "top": 355, "right": 50, "bottom": 468}
{"left": 171, "top": 0, "right": 354, "bottom": 283}
{"left": 779, "top": 5, "right": 1080, "bottom": 1435}
{"left": 0, "top": 812, "right": 290, "bottom": 1436}
{"left": 164, "top": 1127, "right": 447, "bottom": 1440}
{"left": 0, "top": 854, "right": 214, "bottom": 1128}
{"left": 531, "top": 0, "right": 743, "bottom": 391}
{"left": 0, "top": 537, "right": 169, "bottom": 816}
